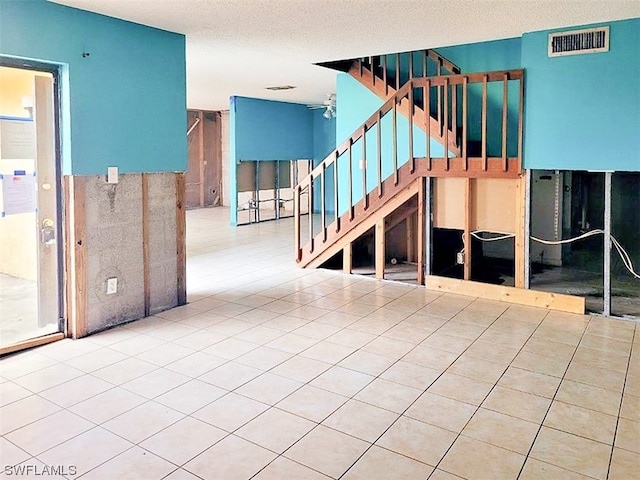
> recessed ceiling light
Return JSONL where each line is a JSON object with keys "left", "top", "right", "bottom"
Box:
{"left": 265, "top": 85, "right": 296, "bottom": 91}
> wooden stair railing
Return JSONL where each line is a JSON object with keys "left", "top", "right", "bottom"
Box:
{"left": 295, "top": 69, "right": 524, "bottom": 268}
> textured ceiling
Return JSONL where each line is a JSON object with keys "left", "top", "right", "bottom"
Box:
{"left": 51, "top": 0, "right": 639, "bottom": 110}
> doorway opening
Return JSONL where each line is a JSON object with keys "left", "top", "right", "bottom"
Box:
{"left": 0, "top": 60, "right": 64, "bottom": 354}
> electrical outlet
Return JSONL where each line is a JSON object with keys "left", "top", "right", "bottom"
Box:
{"left": 107, "top": 166, "right": 118, "bottom": 184}
{"left": 106, "top": 277, "right": 118, "bottom": 295}
{"left": 456, "top": 252, "right": 465, "bottom": 265}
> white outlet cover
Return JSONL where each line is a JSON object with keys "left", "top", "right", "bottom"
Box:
{"left": 107, "top": 166, "right": 119, "bottom": 184}
{"left": 106, "top": 277, "right": 118, "bottom": 294}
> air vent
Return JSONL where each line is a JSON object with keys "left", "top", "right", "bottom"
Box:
{"left": 265, "top": 85, "right": 296, "bottom": 91}
{"left": 548, "top": 26, "right": 609, "bottom": 57}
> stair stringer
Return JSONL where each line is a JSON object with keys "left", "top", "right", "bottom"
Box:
{"left": 348, "top": 61, "right": 461, "bottom": 157}
{"left": 304, "top": 174, "right": 420, "bottom": 269}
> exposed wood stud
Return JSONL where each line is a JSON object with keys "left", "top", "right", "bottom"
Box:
{"left": 482, "top": 74, "right": 488, "bottom": 171}
{"left": 417, "top": 177, "right": 425, "bottom": 285}
{"left": 343, "top": 243, "right": 352, "bottom": 274}
{"left": 518, "top": 75, "right": 524, "bottom": 168}
{"left": 463, "top": 177, "right": 472, "bottom": 280}
{"left": 514, "top": 174, "right": 527, "bottom": 288}
{"left": 175, "top": 173, "right": 187, "bottom": 306}
{"left": 444, "top": 78, "right": 449, "bottom": 172}
{"left": 142, "top": 173, "right": 150, "bottom": 317}
{"left": 0, "top": 333, "right": 65, "bottom": 357}
{"left": 406, "top": 213, "right": 415, "bottom": 262}
{"left": 463, "top": 77, "right": 468, "bottom": 171}
{"left": 425, "top": 82, "right": 431, "bottom": 170}
{"left": 198, "top": 111, "right": 205, "bottom": 207}
{"left": 69, "top": 175, "right": 87, "bottom": 339}
{"left": 502, "top": 73, "right": 508, "bottom": 171}
{"left": 375, "top": 218, "right": 385, "bottom": 279}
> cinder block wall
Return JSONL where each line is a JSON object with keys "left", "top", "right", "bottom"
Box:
{"left": 82, "top": 172, "right": 179, "bottom": 334}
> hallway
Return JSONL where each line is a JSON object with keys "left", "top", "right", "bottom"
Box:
{"left": 0, "top": 207, "right": 638, "bottom": 479}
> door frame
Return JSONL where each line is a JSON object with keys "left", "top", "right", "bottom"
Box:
{"left": 0, "top": 57, "right": 66, "bottom": 354}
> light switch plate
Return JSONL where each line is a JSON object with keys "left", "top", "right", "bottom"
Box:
{"left": 106, "top": 277, "right": 118, "bottom": 294}
{"left": 107, "top": 166, "right": 118, "bottom": 184}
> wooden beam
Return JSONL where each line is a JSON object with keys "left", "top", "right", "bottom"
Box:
{"left": 425, "top": 275, "right": 586, "bottom": 314}
{"left": 463, "top": 177, "right": 472, "bottom": 280}
{"left": 462, "top": 77, "right": 468, "bottom": 170}
{"left": 142, "top": 173, "right": 150, "bottom": 317}
{"left": 375, "top": 218, "right": 385, "bottom": 279}
{"left": 68, "top": 175, "right": 87, "bottom": 338}
{"left": 417, "top": 177, "right": 425, "bottom": 285}
{"left": 0, "top": 333, "right": 64, "bottom": 357}
{"left": 514, "top": 174, "right": 527, "bottom": 288}
{"left": 406, "top": 214, "right": 415, "bottom": 263}
{"left": 175, "top": 173, "right": 187, "bottom": 306}
{"left": 343, "top": 243, "right": 352, "bottom": 274}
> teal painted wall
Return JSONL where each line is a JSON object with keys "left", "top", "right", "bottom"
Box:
{"left": 0, "top": 0, "right": 187, "bottom": 175}
{"left": 313, "top": 109, "right": 337, "bottom": 213}
{"left": 521, "top": 19, "right": 640, "bottom": 171}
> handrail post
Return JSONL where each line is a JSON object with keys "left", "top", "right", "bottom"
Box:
{"left": 321, "top": 163, "right": 326, "bottom": 242}
{"left": 383, "top": 55, "right": 388, "bottom": 97}
{"left": 308, "top": 175, "right": 314, "bottom": 253}
{"left": 463, "top": 76, "right": 468, "bottom": 171}
{"left": 425, "top": 80, "right": 431, "bottom": 171}
{"left": 444, "top": 77, "right": 449, "bottom": 171}
{"left": 482, "top": 74, "right": 488, "bottom": 171}
{"left": 334, "top": 151, "right": 340, "bottom": 232}
{"left": 502, "top": 73, "right": 508, "bottom": 171}
{"left": 294, "top": 185, "right": 301, "bottom": 261}
{"left": 393, "top": 98, "right": 398, "bottom": 185}
{"left": 518, "top": 75, "right": 524, "bottom": 172}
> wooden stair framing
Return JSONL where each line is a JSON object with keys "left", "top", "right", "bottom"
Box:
{"left": 294, "top": 66, "right": 525, "bottom": 283}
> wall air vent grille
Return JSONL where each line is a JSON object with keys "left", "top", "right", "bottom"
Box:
{"left": 548, "top": 26, "right": 609, "bottom": 57}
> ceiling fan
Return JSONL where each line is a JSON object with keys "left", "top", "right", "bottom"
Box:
{"left": 307, "top": 93, "right": 336, "bottom": 119}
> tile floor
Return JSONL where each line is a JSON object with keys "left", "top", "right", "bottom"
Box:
{"left": 1, "top": 207, "right": 639, "bottom": 480}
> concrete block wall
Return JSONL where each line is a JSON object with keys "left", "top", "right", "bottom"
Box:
{"left": 83, "top": 172, "right": 179, "bottom": 334}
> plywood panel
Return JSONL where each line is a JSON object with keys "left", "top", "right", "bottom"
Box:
{"left": 433, "top": 177, "right": 465, "bottom": 229}
{"left": 471, "top": 178, "right": 517, "bottom": 232}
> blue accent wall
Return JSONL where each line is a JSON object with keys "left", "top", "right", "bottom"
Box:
{"left": 0, "top": 0, "right": 187, "bottom": 175}
{"left": 521, "top": 19, "right": 640, "bottom": 171}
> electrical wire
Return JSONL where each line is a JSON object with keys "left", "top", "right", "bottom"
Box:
{"left": 465, "top": 228, "right": 640, "bottom": 279}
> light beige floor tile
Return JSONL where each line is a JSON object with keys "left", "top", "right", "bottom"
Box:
{"left": 0, "top": 382, "right": 34, "bottom": 408}
{"left": 342, "top": 445, "right": 433, "bottom": 480}
{"left": 482, "top": 385, "right": 551, "bottom": 424}
{"left": 447, "top": 355, "right": 507, "bottom": 384}
{"left": 620, "top": 393, "right": 640, "bottom": 422}
{"left": 160, "top": 468, "right": 201, "bottom": 480}
{"left": 519, "top": 458, "right": 594, "bottom": 479}
{"left": 120, "top": 368, "right": 190, "bottom": 399}
{"left": 498, "top": 366, "right": 561, "bottom": 399}
{"left": 579, "top": 334, "right": 632, "bottom": 355}
{"left": 381, "top": 323, "right": 433, "bottom": 344}
{"left": 172, "top": 329, "right": 227, "bottom": 350}
{"left": 140, "top": 416, "right": 227, "bottom": 465}
{"left": 2, "top": 459, "right": 68, "bottom": 479}
{"left": 102, "top": 401, "right": 184, "bottom": 443}
{"left": 380, "top": 361, "right": 441, "bottom": 390}
{"left": 265, "top": 332, "right": 319, "bottom": 354}
{"left": 198, "top": 361, "right": 262, "bottom": 390}
{"left": 428, "top": 469, "right": 465, "bottom": 480}
{"left": 12, "top": 364, "right": 85, "bottom": 393}
{"left": 135, "top": 342, "right": 195, "bottom": 367}
{"left": 154, "top": 379, "right": 226, "bottom": 414}
{"left": 572, "top": 346, "right": 630, "bottom": 373}
{"left": 544, "top": 401, "right": 617, "bottom": 445}
{"left": 0, "top": 395, "right": 61, "bottom": 435}
{"left": 235, "top": 346, "right": 292, "bottom": 371}
{"left": 326, "top": 329, "right": 376, "bottom": 349}
{"left": 609, "top": 447, "right": 640, "bottom": 480}
{"left": 236, "top": 407, "right": 315, "bottom": 453}
{"left": 337, "top": 350, "right": 395, "bottom": 376}
{"left": 202, "top": 337, "right": 259, "bottom": 360}
{"left": 277, "top": 385, "right": 348, "bottom": 422}
{"left": 37, "top": 427, "right": 133, "bottom": 476}
{"left": 0, "top": 437, "right": 30, "bottom": 466}
{"left": 615, "top": 417, "right": 640, "bottom": 453}
{"left": 355, "top": 378, "right": 422, "bottom": 413}
{"left": 284, "top": 425, "right": 369, "bottom": 479}
{"left": 300, "top": 341, "right": 356, "bottom": 364}
{"left": 80, "top": 446, "right": 175, "bottom": 480}
{"left": 68, "top": 387, "right": 145, "bottom": 424}
{"left": 565, "top": 362, "right": 626, "bottom": 392}
{"left": 401, "top": 345, "right": 459, "bottom": 370}
{"left": 164, "top": 351, "right": 227, "bottom": 378}
{"left": 405, "top": 392, "right": 476, "bottom": 433}
{"left": 439, "top": 436, "right": 525, "bottom": 480}
{"left": 522, "top": 337, "right": 576, "bottom": 363}
{"left": 309, "top": 366, "right": 374, "bottom": 397}
{"left": 6, "top": 409, "right": 93, "bottom": 456}
{"left": 437, "top": 321, "right": 486, "bottom": 341}
{"left": 428, "top": 373, "right": 494, "bottom": 406}
{"left": 322, "top": 399, "right": 399, "bottom": 442}
{"left": 555, "top": 379, "right": 622, "bottom": 417}
{"left": 511, "top": 350, "right": 570, "bottom": 378}
{"left": 529, "top": 426, "right": 611, "bottom": 479}
{"left": 262, "top": 315, "right": 311, "bottom": 332}
{"left": 92, "top": 357, "right": 158, "bottom": 385}
{"left": 108, "top": 334, "right": 167, "bottom": 356}
{"left": 235, "top": 325, "right": 287, "bottom": 345}
{"left": 361, "top": 336, "right": 415, "bottom": 360}
{"left": 293, "top": 320, "right": 341, "bottom": 338}
{"left": 420, "top": 333, "right": 472, "bottom": 355}
{"left": 253, "top": 456, "right": 331, "bottom": 480}
{"left": 462, "top": 407, "right": 539, "bottom": 454}
{"left": 235, "top": 372, "right": 302, "bottom": 405}
{"left": 63, "top": 347, "right": 128, "bottom": 373}
{"left": 192, "top": 392, "right": 269, "bottom": 432}
{"left": 270, "top": 356, "right": 331, "bottom": 383}
{"left": 376, "top": 415, "right": 456, "bottom": 466}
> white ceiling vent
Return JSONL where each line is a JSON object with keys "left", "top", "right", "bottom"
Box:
{"left": 548, "top": 26, "right": 609, "bottom": 57}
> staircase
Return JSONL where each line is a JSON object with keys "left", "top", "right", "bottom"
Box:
{"left": 296, "top": 50, "right": 525, "bottom": 277}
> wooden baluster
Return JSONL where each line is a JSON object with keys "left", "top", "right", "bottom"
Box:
{"left": 393, "top": 98, "right": 398, "bottom": 185}
{"left": 437, "top": 61, "right": 442, "bottom": 136}
{"left": 308, "top": 175, "right": 314, "bottom": 253}
{"left": 518, "top": 76, "right": 524, "bottom": 172}
{"left": 321, "top": 163, "right": 326, "bottom": 242}
{"left": 502, "top": 73, "right": 508, "bottom": 172}
{"left": 334, "top": 151, "right": 340, "bottom": 232}
{"left": 348, "top": 139, "right": 353, "bottom": 220}
{"left": 372, "top": 56, "right": 376, "bottom": 87}
{"left": 452, "top": 82, "right": 457, "bottom": 150}
{"left": 422, "top": 50, "right": 427, "bottom": 77}
{"left": 425, "top": 81, "right": 431, "bottom": 171}
{"left": 362, "top": 131, "right": 368, "bottom": 209}
{"left": 409, "top": 82, "right": 414, "bottom": 173}
{"left": 463, "top": 76, "right": 468, "bottom": 171}
{"left": 395, "top": 53, "right": 400, "bottom": 91}
{"left": 444, "top": 77, "right": 449, "bottom": 171}
{"left": 482, "top": 74, "right": 488, "bottom": 171}
{"left": 294, "top": 185, "right": 301, "bottom": 261}
{"left": 377, "top": 110, "right": 383, "bottom": 197}
{"left": 383, "top": 55, "right": 388, "bottom": 97}
{"left": 409, "top": 51, "right": 414, "bottom": 80}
